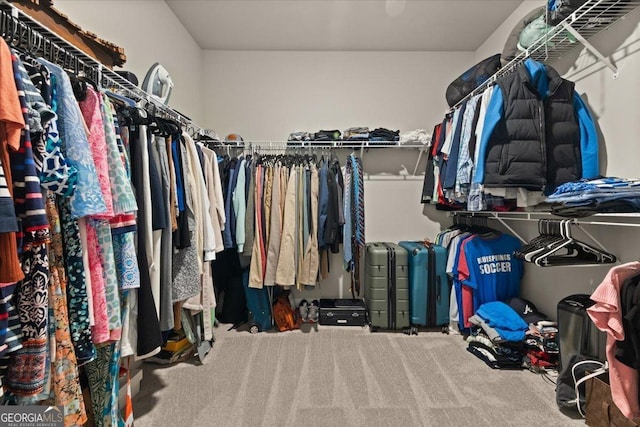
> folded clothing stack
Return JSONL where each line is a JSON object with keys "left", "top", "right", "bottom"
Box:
{"left": 314, "top": 129, "right": 342, "bottom": 141}
{"left": 466, "top": 332, "right": 525, "bottom": 370}
{"left": 369, "top": 127, "right": 399, "bottom": 144}
{"left": 399, "top": 129, "right": 431, "bottom": 145}
{"left": 343, "top": 127, "right": 369, "bottom": 141}
{"left": 547, "top": 177, "right": 640, "bottom": 217}
{"left": 288, "top": 131, "right": 312, "bottom": 142}
{"left": 465, "top": 300, "right": 532, "bottom": 370}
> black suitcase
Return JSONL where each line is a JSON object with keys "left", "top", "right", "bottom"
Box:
{"left": 557, "top": 294, "right": 607, "bottom": 371}
{"left": 319, "top": 299, "right": 367, "bottom": 326}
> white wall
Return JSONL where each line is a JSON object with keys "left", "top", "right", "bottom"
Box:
{"left": 471, "top": 5, "right": 640, "bottom": 319}
{"left": 54, "top": 0, "right": 204, "bottom": 123}
{"left": 202, "top": 50, "right": 472, "bottom": 298}
{"left": 475, "top": 0, "right": 545, "bottom": 62}
{"left": 203, "top": 51, "right": 472, "bottom": 141}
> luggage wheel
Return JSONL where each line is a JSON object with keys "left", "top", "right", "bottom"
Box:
{"left": 370, "top": 326, "right": 378, "bottom": 333}
{"left": 441, "top": 326, "right": 449, "bottom": 335}
{"left": 402, "top": 327, "right": 411, "bottom": 335}
{"left": 249, "top": 324, "right": 260, "bottom": 334}
{"left": 411, "top": 326, "right": 419, "bottom": 336}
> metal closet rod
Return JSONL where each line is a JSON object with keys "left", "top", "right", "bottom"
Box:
{"left": 0, "top": 1, "right": 204, "bottom": 133}
{"left": 450, "top": 212, "right": 637, "bottom": 258}
{"left": 284, "top": 142, "right": 424, "bottom": 149}
{"left": 450, "top": 212, "right": 640, "bottom": 228}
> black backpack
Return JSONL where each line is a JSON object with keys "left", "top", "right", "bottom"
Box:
{"left": 547, "top": 0, "right": 589, "bottom": 26}
{"left": 445, "top": 54, "right": 502, "bottom": 108}
{"left": 556, "top": 353, "right": 607, "bottom": 417}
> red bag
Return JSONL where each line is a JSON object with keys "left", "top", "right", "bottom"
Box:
{"left": 272, "top": 293, "right": 300, "bottom": 332}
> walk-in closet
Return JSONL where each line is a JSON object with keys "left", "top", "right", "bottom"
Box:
{"left": 1, "top": 0, "right": 640, "bottom": 426}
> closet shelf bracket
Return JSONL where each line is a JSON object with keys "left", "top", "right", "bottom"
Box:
{"left": 561, "top": 21, "right": 620, "bottom": 78}
{"left": 449, "top": 212, "right": 528, "bottom": 244}
{"left": 492, "top": 216, "right": 527, "bottom": 245}
{"left": 573, "top": 222, "right": 614, "bottom": 256}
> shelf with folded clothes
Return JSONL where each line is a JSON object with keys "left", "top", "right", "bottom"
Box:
{"left": 232, "top": 141, "right": 427, "bottom": 150}
{"left": 446, "top": 177, "right": 640, "bottom": 224}
{"left": 283, "top": 141, "right": 426, "bottom": 149}
{"left": 451, "top": 0, "right": 640, "bottom": 110}
{"left": 250, "top": 140, "right": 429, "bottom": 176}
{"left": 287, "top": 128, "right": 431, "bottom": 148}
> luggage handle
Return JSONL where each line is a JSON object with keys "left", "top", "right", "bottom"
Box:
{"left": 421, "top": 239, "right": 433, "bottom": 248}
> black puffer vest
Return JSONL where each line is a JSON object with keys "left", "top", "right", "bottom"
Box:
{"left": 484, "top": 64, "right": 581, "bottom": 192}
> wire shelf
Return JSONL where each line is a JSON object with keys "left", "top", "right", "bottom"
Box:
{"left": 451, "top": 0, "right": 640, "bottom": 110}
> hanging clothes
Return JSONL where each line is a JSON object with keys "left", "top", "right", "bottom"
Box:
{"left": 0, "top": 27, "right": 220, "bottom": 423}
{"left": 44, "top": 193, "right": 87, "bottom": 426}
{"left": 343, "top": 154, "right": 364, "bottom": 296}
{"left": 37, "top": 58, "right": 106, "bottom": 219}
{"left": 300, "top": 164, "right": 319, "bottom": 286}
{"left": 6, "top": 51, "right": 51, "bottom": 397}
{"left": 274, "top": 165, "right": 297, "bottom": 287}
{"left": 171, "top": 136, "right": 201, "bottom": 303}
{"left": 239, "top": 153, "right": 356, "bottom": 290}
{"left": 0, "top": 40, "right": 25, "bottom": 285}
{"left": 435, "top": 224, "right": 523, "bottom": 333}
{"left": 128, "top": 122, "right": 162, "bottom": 359}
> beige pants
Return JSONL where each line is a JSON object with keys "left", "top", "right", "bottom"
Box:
{"left": 249, "top": 165, "right": 265, "bottom": 288}
{"left": 296, "top": 166, "right": 306, "bottom": 289}
{"left": 300, "top": 164, "right": 319, "bottom": 286}
{"left": 275, "top": 167, "right": 298, "bottom": 286}
{"left": 264, "top": 167, "right": 273, "bottom": 245}
{"left": 263, "top": 165, "right": 282, "bottom": 286}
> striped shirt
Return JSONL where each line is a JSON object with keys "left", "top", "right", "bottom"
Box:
{"left": 455, "top": 94, "right": 482, "bottom": 195}
{"left": 0, "top": 160, "right": 17, "bottom": 232}
{"left": 9, "top": 52, "right": 50, "bottom": 251}
{"left": 22, "top": 58, "right": 77, "bottom": 197}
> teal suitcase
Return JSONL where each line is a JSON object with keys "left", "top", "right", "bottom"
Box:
{"left": 398, "top": 241, "right": 449, "bottom": 330}
{"left": 365, "top": 242, "right": 410, "bottom": 332}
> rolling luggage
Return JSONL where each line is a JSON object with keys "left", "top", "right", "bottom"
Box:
{"left": 241, "top": 268, "right": 272, "bottom": 334}
{"left": 557, "top": 294, "right": 606, "bottom": 371}
{"left": 398, "top": 241, "right": 449, "bottom": 332}
{"left": 365, "top": 242, "right": 410, "bottom": 333}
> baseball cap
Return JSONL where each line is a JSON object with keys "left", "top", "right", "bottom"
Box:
{"left": 225, "top": 133, "right": 244, "bottom": 144}
{"left": 504, "top": 297, "right": 547, "bottom": 324}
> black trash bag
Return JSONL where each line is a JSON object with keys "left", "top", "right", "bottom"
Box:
{"left": 548, "top": 0, "right": 589, "bottom": 26}
{"left": 445, "top": 53, "right": 502, "bottom": 108}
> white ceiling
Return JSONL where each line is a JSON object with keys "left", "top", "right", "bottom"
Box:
{"left": 166, "top": 0, "right": 525, "bottom": 51}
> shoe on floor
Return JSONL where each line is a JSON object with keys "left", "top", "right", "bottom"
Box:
{"left": 307, "top": 300, "right": 319, "bottom": 323}
{"left": 167, "top": 328, "right": 186, "bottom": 342}
{"left": 299, "top": 299, "right": 309, "bottom": 323}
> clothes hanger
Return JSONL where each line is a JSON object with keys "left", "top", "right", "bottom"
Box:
{"left": 105, "top": 90, "right": 136, "bottom": 108}
{"left": 532, "top": 220, "right": 616, "bottom": 267}
{"left": 515, "top": 219, "right": 564, "bottom": 261}
{"left": 69, "top": 73, "right": 89, "bottom": 101}
{"left": 527, "top": 220, "right": 573, "bottom": 264}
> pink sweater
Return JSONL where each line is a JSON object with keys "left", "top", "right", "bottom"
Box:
{"left": 587, "top": 261, "right": 640, "bottom": 419}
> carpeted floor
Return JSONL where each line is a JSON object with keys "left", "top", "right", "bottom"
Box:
{"left": 132, "top": 325, "right": 584, "bottom": 427}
